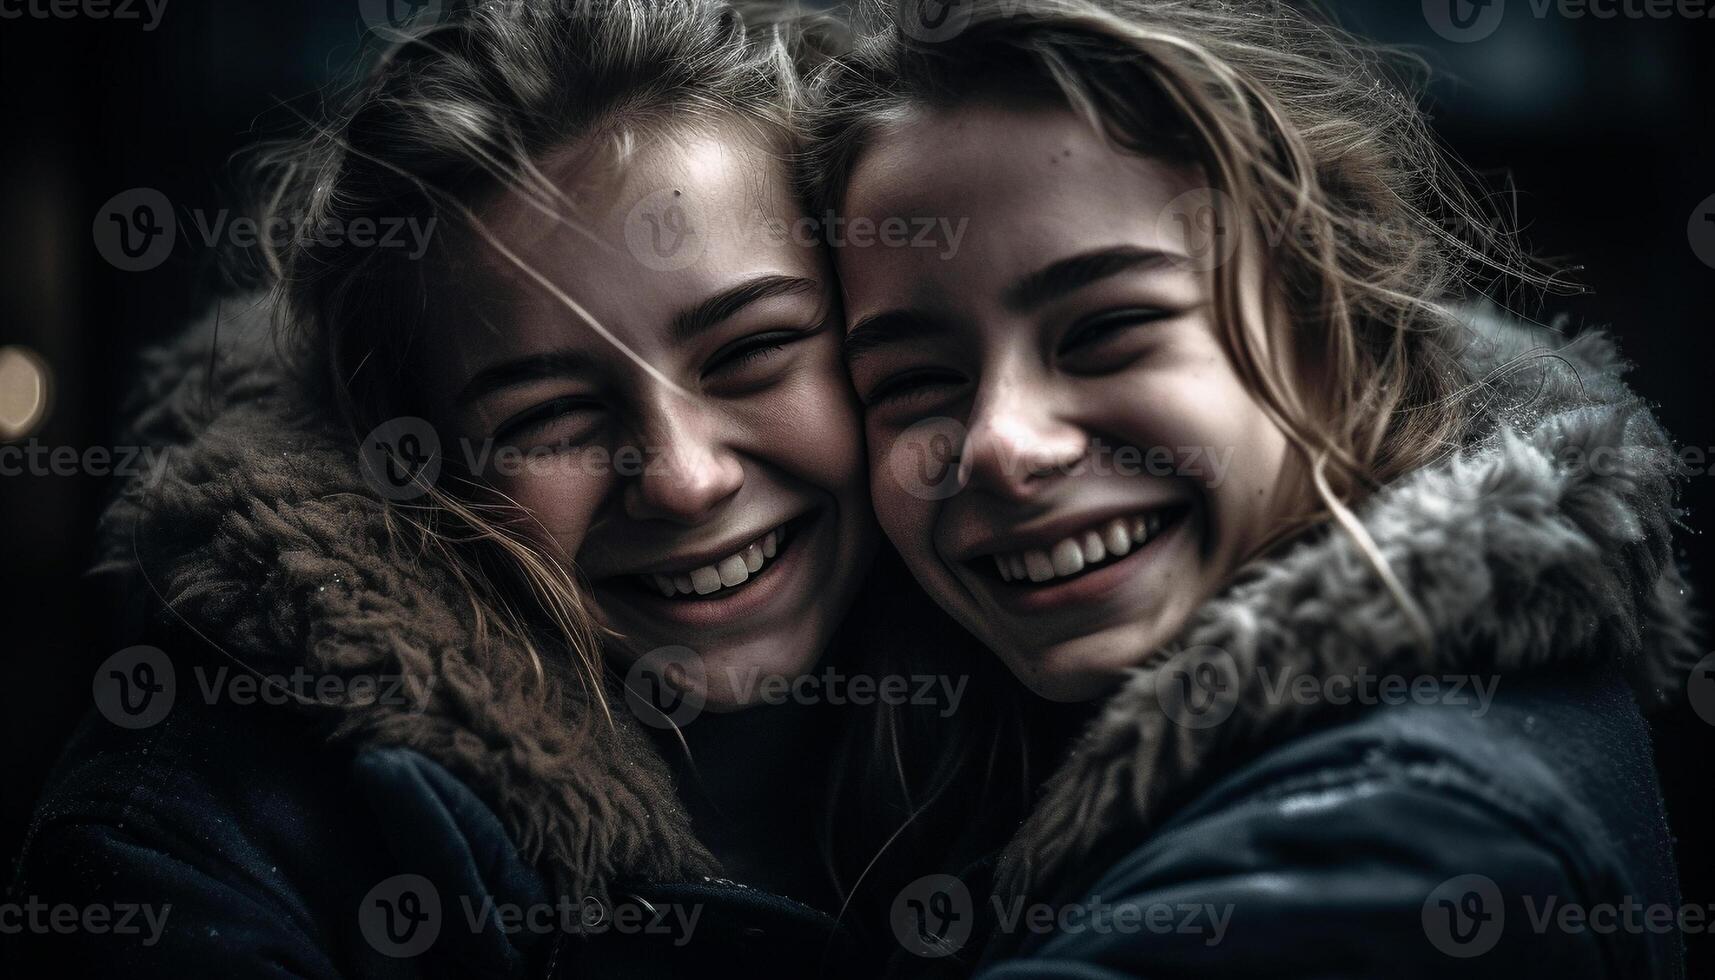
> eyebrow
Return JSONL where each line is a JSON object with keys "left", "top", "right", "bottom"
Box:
{"left": 456, "top": 348, "right": 598, "bottom": 407}
{"left": 1002, "top": 246, "right": 1176, "bottom": 312}
{"left": 842, "top": 246, "right": 1176, "bottom": 368}
{"left": 671, "top": 274, "right": 821, "bottom": 344}
{"left": 843, "top": 310, "right": 947, "bottom": 369}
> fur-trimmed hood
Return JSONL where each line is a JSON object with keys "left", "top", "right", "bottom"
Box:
{"left": 97, "top": 295, "right": 718, "bottom": 901}
{"left": 99, "top": 296, "right": 1698, "bottom": 913}
{"left": 996, "top": 308, "right": 1703, "bottom": 899}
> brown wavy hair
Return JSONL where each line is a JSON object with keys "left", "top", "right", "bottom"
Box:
{"left": 800, "top": 0, "right": 1560, "bottom": 913}
{"left": 249, "top": 0, "right": 815, "bottom": 715}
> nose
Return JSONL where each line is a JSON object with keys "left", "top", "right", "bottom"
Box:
{"left": 622, "top": 392, "right": 744, "bottom": 524}
{"left": 960, "top": 378, "right": 1088, "bottom": 501}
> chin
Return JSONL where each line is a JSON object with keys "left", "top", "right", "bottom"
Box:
{"left": 693, "top": 630, "right": 830, "bottom": 711}
{"left": 998, "top": 619, "right": 1180, "bottom": 703}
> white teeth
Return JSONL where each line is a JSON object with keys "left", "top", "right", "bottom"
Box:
{"left": 993, "top": 509, "right": 1177, "bottom": 586}
{"left": 1104, "top": 519, "right": 1132, "bottom": 557}
{"left": 1024, "top": 550, "right": 1054, "bottom": 582}
{"left": 690, "top": 566, "right": 722, "bottom": 595}
{"left": 649, "top": 526, "right": 789, "bottom": 598}
{"left": 1080, "top": 530, "right": 1106, "bottom": 565}
{"left": 717, "top": 554, "right": 749, "bottom": 588}
{"left": 1050, "top": 538, "right": 1085, "bottom": 577}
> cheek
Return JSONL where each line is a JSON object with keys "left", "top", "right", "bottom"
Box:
{"left": 751, "top": 354, "right": 868, "bottom": 496}
{"left": 866, "top": 420, "right": 939, "bottom": 554}
{"left": 1092, "top": 354, "right": 1291, "bottom": 537}
{"left": 483, "top": 456, "right": 612, "bottom": 560}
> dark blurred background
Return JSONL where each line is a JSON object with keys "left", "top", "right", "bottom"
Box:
{"left": 1, "top": 0, "right": 1710, "bottom": 970}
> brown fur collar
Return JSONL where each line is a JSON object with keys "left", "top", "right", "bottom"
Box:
{"left": 97, "top": 296, "right": 717, "bottom": 900}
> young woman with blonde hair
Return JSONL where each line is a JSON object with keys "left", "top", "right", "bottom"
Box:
{"left": 10, "top": 1, "right": 974, "bottom": 975}
{"left": 804, "top": 1, "right": 1699, "bottom": 975}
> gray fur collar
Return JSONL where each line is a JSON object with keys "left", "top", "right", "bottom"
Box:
{"left": 995, "top": 309, "right": 1702, "bottom": 900}
{"left": 97, "top": 296, "right": 717, "bottom": 899}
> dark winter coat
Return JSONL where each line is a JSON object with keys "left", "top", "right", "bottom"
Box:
{"left": 6, "top": 302, "right": 1700, "bottom": 979}
{"left": 6, "top": 296, "right": 868, "bottom": 978}
{"left": 890, "top": 311, "right": 1700, "bottom": 978}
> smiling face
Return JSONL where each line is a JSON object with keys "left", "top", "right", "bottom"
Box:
{"left": 417, "top": 121, "right": 875, "bottom": 710}
{"left": 836, "top": 100, "right": 1305, "bottom": 702}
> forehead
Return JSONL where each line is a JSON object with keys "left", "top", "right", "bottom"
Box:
{"left": 431, "top": 119, "right": 814, "bottom": 366}
{"left": 839, "top": 101, "right": 1203, "bottom": 306}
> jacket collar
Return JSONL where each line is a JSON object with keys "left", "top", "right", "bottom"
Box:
{"left": 97, "top": 295, "right": 718, "bottom": 900}
{"left": 994, "top": 309, "right": 1702, "bottom": 900}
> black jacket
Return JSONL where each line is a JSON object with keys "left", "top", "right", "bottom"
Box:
{"left": 959, "top": 667, "right": 1682, "bottom": 978}
{"left": 9, "top": 626, "right": 860, "bottom": 978}
{"left": 4, "top": 297, "right": 869, "bottom": 978}
{"left": 888, "top": 312, "right": 1698, "bottom": 978}
{"left": 6, "top": 303, "right": 1699, "bottom": 978}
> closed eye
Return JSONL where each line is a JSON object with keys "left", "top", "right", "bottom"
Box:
{"left": 862, "top": 367, "right": 967, "bottom": 409}
{"left": 705, "top": 325, "right": 824, "bottom": 382}
{"left": 495, "top": 395, "right": 602, "bottom": 446}
{"left": 1059, "top": 307, "right": 1174, "bottom": 356}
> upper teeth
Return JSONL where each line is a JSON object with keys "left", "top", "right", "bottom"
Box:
{"left": 994, "top": 512, "right": 1163, "bottom": 584}
{"left": 646, "top": 528, "right": 783, "bottom": 598}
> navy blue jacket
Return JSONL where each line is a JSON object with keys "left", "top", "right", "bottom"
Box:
{"left": 968, "top": 668, "right": 1682, "bottom": 978}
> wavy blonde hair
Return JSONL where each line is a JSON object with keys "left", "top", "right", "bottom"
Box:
{"left": 800, "top": 0, "right": 1560, "bottom": 913}
{"left": 248, "top": 0, "right": 815, "bottom": 714}
{"left": 802, "top": 0, "right": 1559, "bottom": 625}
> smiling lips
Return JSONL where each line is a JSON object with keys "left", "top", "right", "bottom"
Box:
{"left": 988, "top": 507, "right": 1179, "bottom": 585}
{"left": 641, "top": 526, "right": 786, "bottom": 598}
